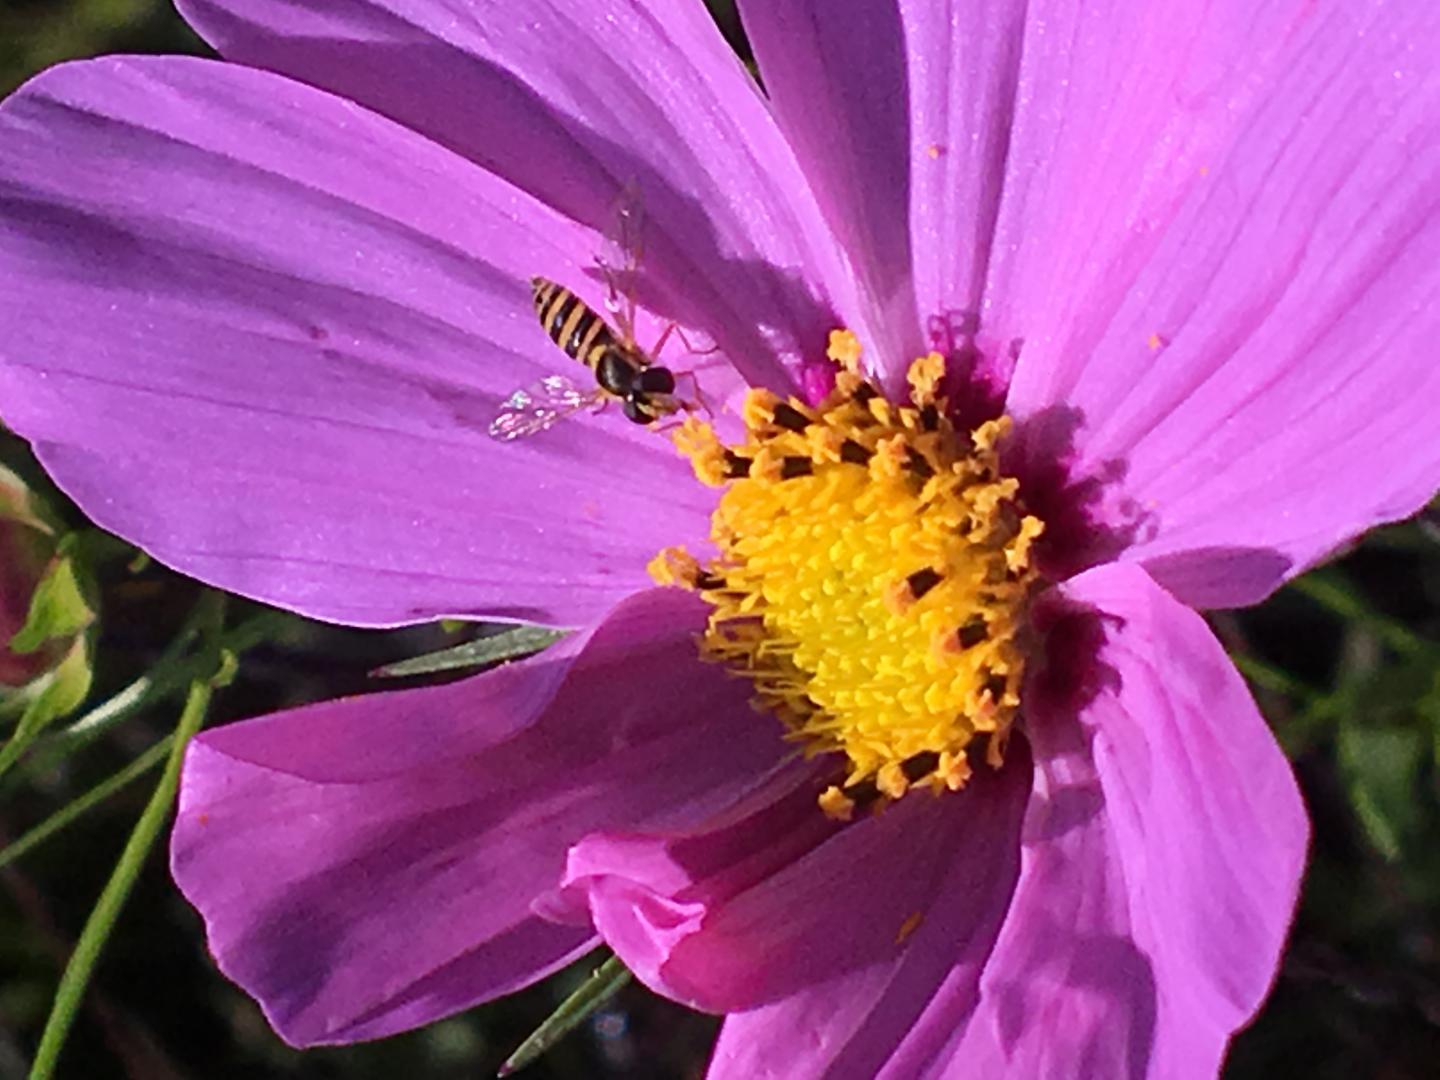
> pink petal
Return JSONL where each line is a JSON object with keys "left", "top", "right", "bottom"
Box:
{"left": 177, "top": 0, "right": 861, "bottom": 388}
{"left": 738, "top": 0, "right": 1029, "bottom": 397}
{"left": 991, "top": 1, "right": 1440, "bottom": 605}
{"left": 733, "top": 1, "right": 914, "bottom": 381}
{"left": 0, "top": 57, "right": 715, "bottom": 628}
{"left": 171, "top": 588, "right": 786, "bottom": 1046}
{"left": 566, "top": 745, "right": 1032, "bottom": 1074}
{"left": 601, "top": 562, "right": 1305, "bottom": 1077}
{"left": 944, "top": 563, "right": 1307, "bottom": 1076}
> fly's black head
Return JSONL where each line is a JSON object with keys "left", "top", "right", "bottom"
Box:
{"left": 634, "top": 366, "right": 676, "bottom": 395}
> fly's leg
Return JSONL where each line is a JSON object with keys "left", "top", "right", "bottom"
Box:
{"left": 649, "top": 321, "right": 722, "bottom": 367}
{"left": 673, "top": 370, "right": 715, "bottom": 419}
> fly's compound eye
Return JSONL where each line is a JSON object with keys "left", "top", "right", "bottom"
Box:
{"left": 623, "top": 396, "right": 653, "bottom": 424}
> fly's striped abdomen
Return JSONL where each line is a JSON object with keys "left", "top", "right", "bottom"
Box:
{"left": 531, "top": 277, "right": 619, "bottom": 374}
{"left": 511, "top": 271, "right": 683, "bottom": 438}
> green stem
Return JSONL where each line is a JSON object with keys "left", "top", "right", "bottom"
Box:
{"left": 498, "top": 954, "right": 632, "bottom": 1077}
{"left": 0, "top": 734, "right": 172, "bottom": 872}
{"left": 1230, "top": 652, "right": 1322, "bottom": 704}
{"left": 27, "top": 676, "right": 213, "bottom": 1080}
{"left": 10, "top": 610, "right": 285, "bottom": 783}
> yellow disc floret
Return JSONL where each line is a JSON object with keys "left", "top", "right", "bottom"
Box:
{"left": 649, "top": 337, "right": 1043, "bottom": 819}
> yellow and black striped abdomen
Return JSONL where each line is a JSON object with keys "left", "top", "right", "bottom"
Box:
{"left": 531, "top": 276, "right": 618, "bottom": 373}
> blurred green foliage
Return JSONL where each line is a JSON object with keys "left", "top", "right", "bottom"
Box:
{"left": 0, "top": 0, "right": 203, "bottom": 95}
{"left": 0, "top": 3, "right": 1437, "bottom": 1079}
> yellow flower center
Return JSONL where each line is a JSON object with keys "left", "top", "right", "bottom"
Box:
{"left": 649, "top": 331, "right": 1043, "bottom": 820}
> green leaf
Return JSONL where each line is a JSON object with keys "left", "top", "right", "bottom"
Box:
{"left": 498, "top": 954, "right": 632, "bottom": 1077}
{"left": 1337, "top": 719, "right": 1427, "bottom": 862}
{"left": 27, "top": 636, "right": 92, "bottom": 719}
{"left": 373, "top": 625, "right": 567, "bottom": 678}
{"left": 10, "top": 552, "right": 93, "bottom": 655}
{"left": 0, "top": 637, "right": 93, "bottom": 780}
{"left": 0, "top": 461, "right": 60, "bottom": 536}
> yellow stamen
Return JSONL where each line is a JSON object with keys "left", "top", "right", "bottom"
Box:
{"left": 826, "top": 329, "right": 864, "bottom": 370}
{"left": 906, "top": 350, "right": 946, "bottom": 404}
{"left": 652, "top": 334, "right": 1044, "bottom": 817}
{"left": 672, "top": 417, "right": 730, "bottom": 487}
{"left": 646, "top": 546, "right": 704, "bottom": 588}
{"left": 818, "top": 785, "right": 856, "bottom": 822}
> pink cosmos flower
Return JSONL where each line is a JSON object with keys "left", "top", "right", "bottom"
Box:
{"left": 1, "top": 0, "right": 1437, "bottom": 1075}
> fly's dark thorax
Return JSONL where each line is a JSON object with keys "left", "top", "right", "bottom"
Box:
{"left": 595, "top": 346, "right": 644, "bottom": 397}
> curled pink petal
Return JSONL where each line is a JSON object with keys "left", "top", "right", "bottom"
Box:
{"left": 568, "top": 745, "right": 1032, "bottom": 1073}
{"left": 171, "top": 588, "right": 785, "bottom": 1045}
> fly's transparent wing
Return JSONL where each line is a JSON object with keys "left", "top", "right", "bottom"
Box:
{"left": 596, "top": 181, "right": 645, "bottom": 347}
{"left": 488, "top": 374, "right": 605, "bottom": 442}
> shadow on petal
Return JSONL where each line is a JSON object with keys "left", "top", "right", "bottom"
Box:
{"left": 171, "top": 588, "right": 786, "bottom": 1046}
{"left": 1142, "top": 545, "right": 1293, "bottom": 610}
{"left": 958, "top": 562, "right": 1308, "bottom": 1078}
{"left": 178, "top": 7, "right": 848, "bottom": 394}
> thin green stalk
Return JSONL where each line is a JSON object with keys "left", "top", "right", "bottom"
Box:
{"left": 1230, "top": 652, "right": 1323, "bottom": 753}
{"left": 32, "top": 613, "right": 283, "bottom": 754}
{"left": 498, "top": 955, "right": 632, "bottom": 1076}
{"left": 0, "top": 734, "right": 172, "bottom": 872}
{"left": 27, "top": 676, "right": 212, "bottom": 1080}
{"left": 1229, "top": 652, "right": 1322, "bottom": 704}
{"left": 1290, "top": 573, "right": 1430, "bottom": 657}
{"left": 0, "top": 608, "right": 262, "bottom": 799}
